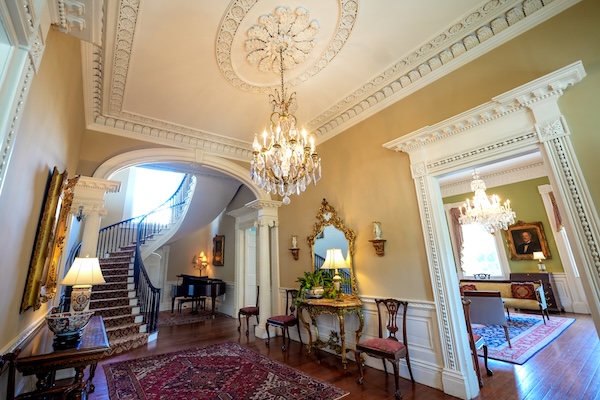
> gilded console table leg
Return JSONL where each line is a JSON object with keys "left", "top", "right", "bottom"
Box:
{"left": 338, "top": 314, "right": 348, "bottom": 369}
{"left": 355, "top": 309, "right": 364, "bottom": 344}
{"left": 298, "top": 305, "right": 313, "bottom": 354}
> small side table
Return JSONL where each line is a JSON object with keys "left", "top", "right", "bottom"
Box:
{"left": 297, "top": 297, "right": 364, "bottom": 369}
{"left": 14, "top": 316, "right": 110, "bottom": 399}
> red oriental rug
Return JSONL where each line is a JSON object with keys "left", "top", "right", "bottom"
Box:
{"left": 103, "top": 342, "right": 349, "bottom": 400}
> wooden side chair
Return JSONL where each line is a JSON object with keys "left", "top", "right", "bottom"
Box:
{"left": 355, "top": 299, "right": 414, "bottom": 399}
{"left": 462, "top": 299, "right": 492, "bottom": 388}
{"left": 265, "top": 289, "right": 303, "bottom": 351}
{"left": 238, "top": 286, "right": 259, "bottom": 336}
{"left": 463, "top": 290, "right": 511, "bottom": 347}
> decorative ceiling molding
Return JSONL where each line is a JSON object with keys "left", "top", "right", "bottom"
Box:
{"left": 439, "top": 161, "right": 547, "bottom": 197}
{"left": 245, "top": 6, "right": 319, "bottom": 74}
{"left": 48, "top": 0, "right": 104, "bottom": 46}
{"left": 216, "top": 0, "right": 358, "bottom": 93}
{"left": 83, "top": 0, "right": 579, "bottom": 162}
{"left": 310, "top": 0, "right": 581, "bottom": 140}
{"left": 383, "top": 60, "right": 586, "bottom": 154}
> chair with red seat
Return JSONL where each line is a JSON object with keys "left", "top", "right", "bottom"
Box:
{"left": 355, "top": 299, "right": 414, "bottom": 399}
{"left": 238, "top": 286, "right": 259, "bottom": 336}
{"left": 265, "top": 289, "right": 302, "bottom": 351}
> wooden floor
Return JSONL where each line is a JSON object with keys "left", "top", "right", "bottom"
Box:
{"left": 88, "top": 312, "right": 599, "bottom": 400}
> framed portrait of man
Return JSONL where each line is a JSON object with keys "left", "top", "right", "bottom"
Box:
{"left": 506, "top": 221, "right": 551, "bottom": 261}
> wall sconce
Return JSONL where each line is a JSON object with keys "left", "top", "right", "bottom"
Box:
{"left": 369, "top": 221, "right": 386, "bottom": 256}
{"left": 533, "top": 251, "right": 546, "bottom": 271}
{"left": 290, "top": 235, "right": 299, "bottom": 260}
{"left": 192, "top": 251, "right": 208, "bottom": 275}
{"left": 75, "top": 205, "right": 85, "bottom": 221}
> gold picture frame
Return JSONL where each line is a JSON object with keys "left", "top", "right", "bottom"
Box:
{"left": 21, "top": 168, "right": 78, "bottom": 312}
{"left": 505, "top": 220, "right": 551, "bottom": 261}
{"left": 212, "top": 235, "right": 224, "bottom": 266}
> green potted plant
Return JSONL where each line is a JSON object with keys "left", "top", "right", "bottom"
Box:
{"left": 296, "top": 270, "right": 333, "bottom": 299}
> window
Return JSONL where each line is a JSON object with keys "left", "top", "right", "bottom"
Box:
{"left": 131, "top": 167, "right": 184, "bottom": 224}
{"left": 459, "top": 223, "right": 506, "bottom": 278}
{"left": 445, "top": 203, "right": 510, "bottom": 279}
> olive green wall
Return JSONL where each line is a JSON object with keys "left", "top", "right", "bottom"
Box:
{"left": 278, "top": 0, "right": 600, "bottom": 302}
{"left": 444, "top": 177, "right": 565, "bottom": 274}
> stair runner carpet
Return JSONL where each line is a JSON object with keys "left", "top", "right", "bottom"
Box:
{"left": 90, "top": 248, "right": 149, "bottom": 357}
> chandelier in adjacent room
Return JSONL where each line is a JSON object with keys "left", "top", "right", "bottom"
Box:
{"left": 248, "top": 7, "right": 321, "bottom": 205}
{"left": 459, "top": 170, "right": 516, "bottom": 233}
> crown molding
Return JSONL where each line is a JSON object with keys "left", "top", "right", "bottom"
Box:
{"left": 81, "top": 0, "right": 580, "bottom": 160}
{"left": 311, "top": 0, "right": 581, "bottom": 141}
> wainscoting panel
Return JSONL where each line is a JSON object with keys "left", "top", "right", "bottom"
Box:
{"left": 275, "top": 289, "right": 445, "bottom": 391}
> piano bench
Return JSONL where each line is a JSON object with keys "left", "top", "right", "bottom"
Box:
{"left": 177, "top": 297, "right": 206, "bottom": 313}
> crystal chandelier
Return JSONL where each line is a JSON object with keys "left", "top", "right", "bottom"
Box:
{"left": 459, "top": 171, "right": 516, "bottom": 233}
{"left": 250, "top": 48, "right": 321, "bottom": 205}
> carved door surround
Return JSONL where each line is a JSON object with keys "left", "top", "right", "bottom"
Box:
{"left": 384, "top": 61, "right": 600, "bottom": 399}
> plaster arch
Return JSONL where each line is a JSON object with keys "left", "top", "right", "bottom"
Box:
{"left": 92, "top": 148, "right": 271, "bottom": 202}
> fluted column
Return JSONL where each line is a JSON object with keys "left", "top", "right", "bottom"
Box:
{"left": 71, "top": 177, "right": 121, "bottom": 257}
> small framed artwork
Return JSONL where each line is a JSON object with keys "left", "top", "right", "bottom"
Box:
{"left": 506, "top": 220, "right": 551, "bottom": 261}
{"left": 213, "top": 235, "right": 225, "bottom": 266}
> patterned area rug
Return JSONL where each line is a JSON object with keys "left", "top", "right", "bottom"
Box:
{"left": 103, "top": 342, "right": 349, "bottom": 400}
{"left": 472, "top": 313, "right": 574, "bottom": 364}
{"left": 158, "top": 309, "right": 226, "bottom": 327}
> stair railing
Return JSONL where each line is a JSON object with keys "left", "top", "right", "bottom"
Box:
{"left": 96, "top": 174, "right": 195, "bottom": 333}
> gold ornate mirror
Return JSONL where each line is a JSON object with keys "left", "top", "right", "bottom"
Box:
{"left": 307, "top": 199, "right": 358, "bottom": 296}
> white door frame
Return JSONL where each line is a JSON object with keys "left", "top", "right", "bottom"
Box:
{"left": 384, "top": 61, "right": 600, "bottom": 399}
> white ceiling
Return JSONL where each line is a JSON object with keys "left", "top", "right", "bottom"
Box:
{"left": 80, "top": 0, "right": 574, "bottom": 162}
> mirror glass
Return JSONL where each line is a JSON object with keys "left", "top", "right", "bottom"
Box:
{"left": 308, "top": 199, "right": 358, "bottom": 296}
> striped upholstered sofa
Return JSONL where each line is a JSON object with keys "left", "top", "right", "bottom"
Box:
{"left": 459, "top": 279, "right": 549, "bottom": 323}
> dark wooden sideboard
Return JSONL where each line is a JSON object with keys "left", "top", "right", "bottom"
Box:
{"left": 7, "top": 315, "right": 109, "bottom": 399}
{"left": 510, "top": 272, "right": 564, "bottom": 313}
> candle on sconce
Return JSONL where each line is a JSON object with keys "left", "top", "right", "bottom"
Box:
{"left": 373, "top": 221, "right": 382, "bottom": 240}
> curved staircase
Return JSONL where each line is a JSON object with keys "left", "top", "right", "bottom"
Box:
{"left": 91, "top": 247, "right": 149, "bottom": 356}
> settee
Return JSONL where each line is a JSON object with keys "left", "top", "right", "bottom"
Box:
{"left": 459, "top": 279, "right": 549, "bottom": 323}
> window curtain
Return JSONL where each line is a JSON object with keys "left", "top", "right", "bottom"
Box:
{"left": 549, "top": 191, "right": 563, "bottom": 231}
{"left": 449, "top": 207, "right": 465, "bottom": 268}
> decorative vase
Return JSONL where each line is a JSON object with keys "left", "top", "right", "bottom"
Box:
{"left": 307, "top": 286, "right": 324, "bottom": 298}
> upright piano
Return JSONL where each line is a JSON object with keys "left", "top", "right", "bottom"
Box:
{"left": 171, "top": 274, "right": 226, "bottom": 316}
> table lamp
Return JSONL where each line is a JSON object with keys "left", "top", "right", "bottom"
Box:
{"left": 193, "top": 251, "right": 208, "bottom": 275}
{"left": 533, "top": 251, "right": 546, "bottom": 271}
{"left": 61, "top": 256, "right": 105, "bottom": 312}
{"left": 321, "top": 248, "right": 348, "bottom": 301}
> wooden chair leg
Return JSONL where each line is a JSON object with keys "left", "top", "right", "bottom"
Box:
{"left": 405, "top": 351, "right": 415, "bottom": 382}
{"left": 265, "top": 323, "right": 271, "bottom": 345}
{"left": 392, "top": 361, "right": 401, "bottom": 399}
{"left": 237, "top": 312, "right": 242, "bottom": 332}
{"left": 355, "top": 351, "right": 365, "bottom": 385}
{"left": 281, "top": 327, "right": 287, "bottom": 351}
{"left": 483, "top": 344, "right": 493, "bottom": 376}
{"left": 503, "top": 326, "right": 512, "bottom": 348}
{"left": 245, "top": 315, "right": 250, "bottom": 336}
{"left": 296, "top": 323, "right": 302, "bottom": 345}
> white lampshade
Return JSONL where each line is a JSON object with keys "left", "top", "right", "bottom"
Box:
{"left": 532, "top": 251, "right": 546, "bottom": 261}
{"left": 61, "top": 256, "right": 106, "bottom": 286}
{"left": 321, "top": 248, "right": 348, "bottom": 271}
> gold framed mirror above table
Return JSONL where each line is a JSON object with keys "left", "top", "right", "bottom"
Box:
{"left": 297, "top": 199, "right": 363, "bottom": 369}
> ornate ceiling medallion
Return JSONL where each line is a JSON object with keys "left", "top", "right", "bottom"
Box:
{"left": 216, "top": 0, "right": 358, "bottom": 93}
{"left": 245, "top": 6, "right": 319, "bottom": 74}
